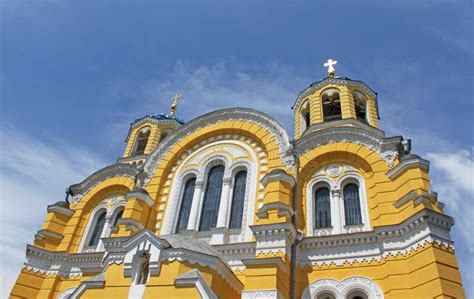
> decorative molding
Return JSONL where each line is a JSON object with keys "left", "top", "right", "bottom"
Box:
{"left": 241, "top": 289, "right": 283, "bottom": 299}
{"left": 35, "top": 229, "right": 64, "bottom": 241}
{"left": 386, "top": 156, "right": 430, "bottom": 180}
{"left": 242, "top": 257, "right": 288, "bottom": 273}
{"left": 256, "top": 202, "right": 294, "bottom": 219}
{"left": 126, "top": 189, "right": 154, "bottom": 207}
{"left": 326, "top": 164, "right": 342, "bottom": 178}
{"left": 124, "top": 116, "right": 182, "bottom": 144}
{"left": 293, "top": 77, "right": 377, "bottom": 110}
{"left": 161, "top": 138, "right": 259, "bottom": 244}
{"left": 69, "top": 163, "right": 136, "bottom": 205}
{"left": 69, "top": 272, "right": 106, "bottom": 299}
{"left": 295, "top": 126, "right": 402, "bottom": 167}
{"left": 301, "top": 276, "right": 384, "bottom": 299}
{"left": 250, "top": 222, "right": 296, "bottom": 259}
{"left": 261, "top": 170, "right": 295, "bottom": 188}
{"left": 175, "top": 269, "right": 218, "bottom": 299}
{"left": 298, "top": 210, "right": 454, "bottom": 268}
{"left": 47, "top": 204, "right": 74, "bottom": 217}
{"left": 306, "top": 168, "right": 371, "bottom": 237}
{"left": 143, "top": 108, "right": 293, "bottom": 182}
{"left": 393, "top": 190, "right": 438, "bottom": 208}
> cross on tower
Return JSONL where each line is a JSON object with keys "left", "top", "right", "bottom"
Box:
{"left": 170, "top": 92, "right": 182, "bottom": 116}
{"left": 323, "top": 59, "right": 338, "bottom": 78}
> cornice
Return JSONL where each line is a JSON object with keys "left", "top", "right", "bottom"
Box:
{"left": 386, "top": 156, "right": 430, "bottom": 179}
{"left": 124, "top": 116, "right": 181, "bottom": 143}
{"left": 297, "top": 210, "right": 455, "bottom": 267}
{"left": 261, "top": 170, "right": 295, "bottom": 188}
{"left": 142, "top": 108, "right": 293, "bottom": 184}
{"left": 295, "top": 125, "right": 402, "bottom": 167}
{"left": 46, "top": 204, "right": 74, "bottom": 217}
{"left": 69, "top": 163, "right": 137, "bottom": 205}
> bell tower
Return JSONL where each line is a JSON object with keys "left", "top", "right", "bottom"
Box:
{"left": 293, "top": 59, "right": 380, "bottom": 139}
{"left": 118, "top": 93, "right": 185, "bottom": 165}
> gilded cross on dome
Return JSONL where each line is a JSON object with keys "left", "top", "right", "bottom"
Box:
{"left": 323, "top": 59, "right": 338, "bottom": 78}
{"left": 170, "top": 92, "right": 182, "bottom": 116}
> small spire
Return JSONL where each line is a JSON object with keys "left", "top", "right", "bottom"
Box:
{"left": 323, "top": 59, "right": 338, "bottom": 78}
{"left": 169, "top": 92, "right": 182, "bottom": 116}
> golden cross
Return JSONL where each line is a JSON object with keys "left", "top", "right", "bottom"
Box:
{"left": 323, "top": 59, "right": 338, "bottom": 78}
{"left": 170, "top": 92, "right": 182, "bottom": 115}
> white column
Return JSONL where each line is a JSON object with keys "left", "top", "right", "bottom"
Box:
{"left": 187, "top": 181, "right": 203, "bottom": 231}
{"left": 97, "top": 215, "right": 112, "bottom": 251}
{"left": 331, "top": 189, "right": 342, "bottom": 234}
{"left": 216, "top": 177, "right": 232, "bottom": 228}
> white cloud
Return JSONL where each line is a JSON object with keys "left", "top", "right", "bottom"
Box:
{"left": 425, "top": 149, "right": 474, "bottom": 296}
{"left": 106, "top": 59, "right": 313, "bottom": 137}
{"left": 0, "top": 125, "right": 106, "bottom": 297}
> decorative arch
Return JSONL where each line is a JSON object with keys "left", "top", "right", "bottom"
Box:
{"left": 301, "top": 276, "right": 384, "bottom": 299}
{"left": 142, "top": 108, "right": 293, "bottom": 185}
{"left": 160, "top": 138, "right": 260, "bottom": 243}
{"left": 78, "top": 193, "right": 126, "bottom": 252}
{"left": 305, "top": 163, "right": 371, "bottom": 236}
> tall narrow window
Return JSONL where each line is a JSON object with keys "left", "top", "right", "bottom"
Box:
{"left": 229, "top": 170, "right": 247, "bottom": 229}
{"left": 300, "top": 101, "right": 311, "bottom": 132}
{"left": 176, "top": 178, "right": 196, "bottom": 232}
{"left": 322, "top": 89, "right": 342, "bottom": 122}
{"left": 88, "top": 211, "right": 107, "bottom": 247}
{"left": 314, "top": 187, "right": 331, "bottom": 228}
{"left": 354, "top": 92, "right": 368, "bottom": 123}
{"left": 133, "top": 127, "right": 151, "bottom": 155}
{"left": 199, "top": 165, "right": 225, "bottom": 231}
{"left": 343, "top": 184, "right": 362, "bottom": 225}
{"left": 112, "top": 209, "right": 124, "bottom": 227}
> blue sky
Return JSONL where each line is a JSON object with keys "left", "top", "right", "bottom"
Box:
{"left": 1, "top": 0, "right": 473, "bottom": 297}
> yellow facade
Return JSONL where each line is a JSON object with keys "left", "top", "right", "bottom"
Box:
{"left": 11, "top": 75, "right": 464, "bottom": 298}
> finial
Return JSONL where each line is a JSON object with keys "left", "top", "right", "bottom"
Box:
{"left": 170, "top": 92, "right": 182, "bottom": 116}
{"left": 323, "top": 59, "right": 338, "bottom": 78}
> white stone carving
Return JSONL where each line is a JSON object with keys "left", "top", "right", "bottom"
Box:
{"left": 326, "top": 164, "right": 342, "bottom": 178}
{"left": 301, "top": 276, "right": 384, "bottom": 299}
{"left": 298, "top": 210, "right": 454, "bottom": 268}
{"left": 306, "top": 168, "right": 371, "bottom": 237}
{"left": 242, "top": 289, "right": 283, "bottom": 299}
{"left": 161, "top": 138, "right": 259, "bottom": 244}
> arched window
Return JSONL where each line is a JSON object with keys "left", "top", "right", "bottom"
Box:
{"left": 199, "top": 165, "right": 225, "bottom": 231}
{"left": 317, "top": 292, "right": 336, "bottom": 299}
{"left": 322, "top": 89, "right": 342, "bottom": 122}
{"left": 300, "top": 100, "right": 311, "bottom": 132}
{"left": 229, "top": 170, "right": 247, "bottom": 229}
{"left": 159, "top": 129, "right": 172, "bottom": 143}
{"left": 112, "top": 209, "right": 124, "bottom": 227}
{"left": 133, "top": 127, "right": 151, "bottom": 155}
{"left": 353, "top": 92, "right": 368, "bottom": 123}
{"left": 176, "top": 177, "right": 196, "bottom": 232}
{"left": 315, "top": 187, "right": 331, "bottom": 229}
{"left": 87, "top": 211, "right": 107, "bottom": 247}
{"left": 343, "top": 184, "right": 363, "bottom": 225}
{"left": 346, "top": 290, "right": 368, "bottom": 299}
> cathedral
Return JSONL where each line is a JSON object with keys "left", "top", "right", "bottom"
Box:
{"left": 11, "top": 61, "right": 465, "bottom": 298}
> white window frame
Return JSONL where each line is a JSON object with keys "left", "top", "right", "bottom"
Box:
{"left": 306, "top": 168, "right": 371, "bottom": 237}
{"left": 78, "top": 195, "right": 125, "bottom": 252}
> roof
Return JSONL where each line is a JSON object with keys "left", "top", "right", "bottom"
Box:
{"left": 133, "top": 113, "right": 185, "bottom": 125}
{"left": 292, "top": 76, "right": 378, "bottom": 110}
{"left": 160, "top": 234, "right": 221, "bottom": 258}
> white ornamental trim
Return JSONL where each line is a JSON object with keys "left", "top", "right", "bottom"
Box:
{"left": 301, "top": 276, "right": 384, "bottom": 299}
{"left": 298, "top": 210, "right": 454, "bottom": 268}
{"left": 143, "top": 108, "right": 294, "bottom": 181}
{"left": 241, "top": 289, "right": 283, "bottom": 299}
{"left": 295, "top": 126, "right": 401, "bottom": 167}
